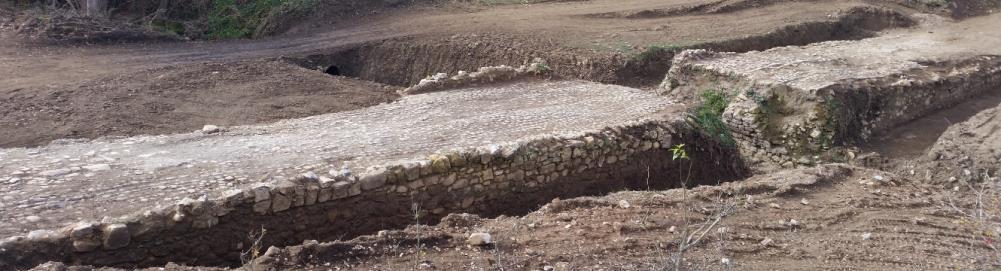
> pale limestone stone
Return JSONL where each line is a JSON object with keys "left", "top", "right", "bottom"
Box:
{"left": 441, "top": 173, "right": 457, "bottom": 186}
{"left": 429, "top": 154, "right": 451, "bottom": 173}
{"left": 360, "top": 167, "right": 388, "bottom": 191}
{"left": 467, "top": 232, "right": 492, "bottom": 246}
{"left": 253, "top": 186, "right": 270, "bottom": 202}
{"left": 292, "top": 186, "right": 306, "bottom": 207}
{"left": 348, "top": 182, "right": 362, "bottom": 197}
{"left": 101, "top": 224, "right": 130, "bottom": 250}
{"left": 253, "top": 200, "right": 271, "bottom": 214}
{"left": 317, "top": 187, "right": 333, "bottom": 203}
{"left": 331, "top": 181, "right": 350, "bottom": 199}
{"left": 407, "top": 179, "right": 425, "bottom": 190}
{"left": 271, "top": 193, "right": 292, "bottom": 212}
{"left": 404, "top": 163, "right": 421, "bottom": 181}
{"left": 201, "top": 125, "right": 221, "bottom": 134}
{"left": 305, "top": 185, "right": 319, "bottom": 205}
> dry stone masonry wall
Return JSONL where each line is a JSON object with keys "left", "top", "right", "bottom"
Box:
{"left": 664, "top": 23, "right": 1001, "bottom": 169}
{"left": 401, "top": 58, "right": 551, "bottom": 95}
{"left": 0, "top": 118, "right": 748, "bottom": 269}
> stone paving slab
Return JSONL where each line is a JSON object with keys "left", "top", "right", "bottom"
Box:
{"left": 0, "top": 80, "right": 678, "bottom": 237}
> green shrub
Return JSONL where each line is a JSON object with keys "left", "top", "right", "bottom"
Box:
{"left": 691, "top": 90, "right": 736, "bottom": 146}
{"left": 151, "top": 19, "right": 186, "bottom": 36}
{"left": 632, "top": 44, "right": 681, "bottom": 62}
{"left": 207, "top": 0, "right": 316, "bottom": 39}
{"left": 819, "top": 99, "right": 845, "bottom": 149}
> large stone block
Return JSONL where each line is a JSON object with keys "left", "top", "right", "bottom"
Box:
{"left": 101, "top": 224, "right": 130, "bottom": 250}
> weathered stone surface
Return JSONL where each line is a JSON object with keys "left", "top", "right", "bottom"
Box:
{"left": 101, "top": 224, "right": 130, "bottom": 250}
{"left": 253, "top": 200, "right": 271, "bottom": 214}
{"left": 404, "top": 163, "right": 421, "bottom": 181}
{"left": 429, "top": 154, "right": 451, "bottom": 173}
{"left": 70, "top": 223, "right": 98, "bottom": 240}
{"left": 253, "top": 186, "right": 271, "bottom": 202}
{"left": 360, "top": 167, "right": 388, "bottom": 191}
{"left": 0, "top": 80, "right": 732, "bottom": 268}
{"left": 317, "top": 187, "right": 333, "bottom": 203}
{"left": 271, "top": 193, "right": 292, "bottom": 212}
{"left": 665, "top": 16, "right": 1001, "bottom": 169}
{"left": 82, "top": 164, "right": 111, "bottom": 172}
{"left": 191, "top": 216, "right": 219, "bottom": 229}
{"left": 202, "top": 125, "right": 221, "bottom": 134}
{"left": 467, "top": 232, "right": 492, "bottom": 246}
{"left": 305, "top": 185, "right": 319, "bottom": 205}
{"left": 27, "top": 230, "right": 62, "bottom": 242}
{"left": 348, "top": 182, "right": 362, "bottom": 197}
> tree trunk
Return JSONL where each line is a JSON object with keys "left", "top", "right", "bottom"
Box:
{"left": 79, "top": 0, "right": 108, "bottom": 17}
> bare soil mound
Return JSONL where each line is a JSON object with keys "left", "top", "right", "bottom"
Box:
{"left": 909, "top": 102, "right": 1001, "bottom": 184}
{"left": 0, "top": 59, "right": 399, "bottom": 148}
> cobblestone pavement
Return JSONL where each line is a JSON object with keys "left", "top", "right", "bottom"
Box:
{"left": 0, "top": 80, "right": 678, "bottom": 237}
{"left": 683, "top": 13, "right": 1001, "bottom": 91}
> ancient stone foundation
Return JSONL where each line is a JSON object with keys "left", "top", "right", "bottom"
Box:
{"left": 0, "top": 120, "right": 747, "bottom": 269}
{"left": 666, "top": 48, "right": 1001, "bottom": 169}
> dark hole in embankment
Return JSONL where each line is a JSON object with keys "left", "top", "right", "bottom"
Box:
{"left": 324, "top": 65, "right": 341, "bottom": 76}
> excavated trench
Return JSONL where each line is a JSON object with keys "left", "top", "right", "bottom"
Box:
{"left": 290, "top": 6, "right": 913, "bottom": 88}
{"left": 863, "top": 86, "right": 1001, "bottom": 159}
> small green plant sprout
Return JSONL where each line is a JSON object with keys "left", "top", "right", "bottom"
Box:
{"left": 535, "top": 62, "right": 551, "bottom": 72}
{"left": 528, "top": 58, "right": 551, "bottom": 73}
{"left": 692, "top": 89, "right": 736, "bottom": 146}
{"left": 671, "top": 144, "right": 689, "bottom": 161}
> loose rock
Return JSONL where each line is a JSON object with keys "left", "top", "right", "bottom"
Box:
{"left": 202, "top": 125, "right": 221, "bottom": 134}
{"left": 467, "top": 232, "right": 492, "bottom": 246}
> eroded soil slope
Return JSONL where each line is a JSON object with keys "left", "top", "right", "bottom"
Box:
{"left": 902, "top": 101, "right": 1001, "bottom": 184}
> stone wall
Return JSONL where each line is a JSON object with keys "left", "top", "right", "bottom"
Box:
{"left": 400, "top": 59, "right": 550, "bottom": 95}
{"left": 665, "top": 51, "right": 1001, "bottom": 170}
{"left": 0, "top": 120, "right": 748, "bottom": 269}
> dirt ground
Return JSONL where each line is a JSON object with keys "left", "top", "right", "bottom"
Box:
{"left": 3, "top": 0, "right": 1001, "bottom": 270}
{"left": 0, "top": 59, "right": 399, "bottom": 148}
{"left": 0, "top": 0, "right": 952, "bottom": 147}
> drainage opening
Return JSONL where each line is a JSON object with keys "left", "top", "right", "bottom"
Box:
{"left": 324, "top": 65, "right": 341, "bottom": 76}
